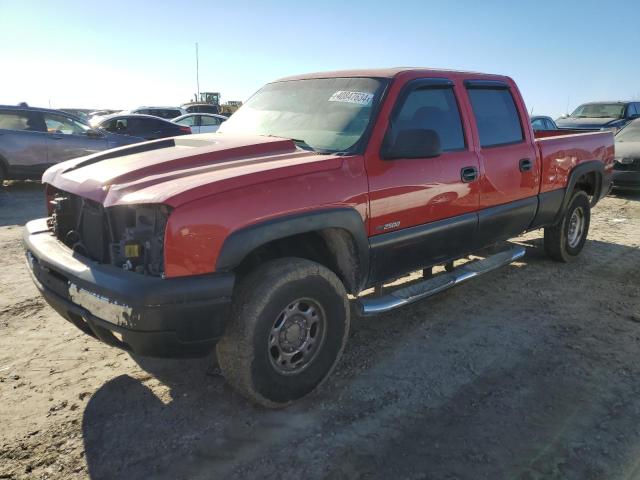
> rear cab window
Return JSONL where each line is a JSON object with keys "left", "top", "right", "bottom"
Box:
{"left": 465, "top": 83, "right": 524, "bottom": 147}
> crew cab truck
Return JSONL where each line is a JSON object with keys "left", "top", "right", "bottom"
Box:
{"left": 23, "top": 68, "right": 614, "bottom": 407}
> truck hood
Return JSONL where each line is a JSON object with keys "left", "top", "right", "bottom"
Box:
{"left": 42, "top": 133, "right": 344, "bottom": 208}
{"left": 555, "top": 117, "right": 619, "bottom": 129}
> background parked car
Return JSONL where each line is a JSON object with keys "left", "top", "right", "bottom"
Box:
{"left": 531, "top": 115, "right": 558, "bottom": 132}
{"left": 612, "top": 118, "right": 640, "bottom": 191}
{"left": 556, "top": 101, "right": 640, "bottom": 131}
{"left": 0, "top": 105, "right": 143, "bottom": 182}
{"left": 182, "top": 102, "right": 220, "bottom": 114}
{"left": 125, "top": 106, "right": 187, "bottom": 119}
{"left": 172, "top": 113, "right": 227, "bottom": 133}
{"left": 88, "top": 110, "right": 121, "bottom": 128}
{"left": 97, "top": 114, "right": 191, "bottom": 140}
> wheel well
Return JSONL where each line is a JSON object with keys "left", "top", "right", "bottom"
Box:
{"left": 573, "top": 170, "right": 604, "bottom": 208}
{"left": 234, "top": 228, "right": 362, "bottom": 294}
{"left": 574, "top": 171, "right": 597, "bottom": 197}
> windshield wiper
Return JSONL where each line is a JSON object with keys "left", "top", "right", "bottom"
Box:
{"left": 291, "top": 138, "right": 316, "bottom": 151}
{"left": 265, "top": 134, "right": 315, "bottom": 151}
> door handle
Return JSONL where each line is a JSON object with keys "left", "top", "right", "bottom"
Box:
{"left": 461, "top": 166, "right": 478, "bottom": 183}
{"left": 51, "top": 135, "right": 63, "bottom": 140}
{"left": 519, "top": 158, "right": 533, "bottom": 172}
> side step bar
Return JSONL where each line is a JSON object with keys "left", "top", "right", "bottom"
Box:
{"left": 358, "top": 246, "right": 526, "bottom": 316}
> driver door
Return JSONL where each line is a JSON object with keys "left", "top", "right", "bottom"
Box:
{"left": 43, "top": 113, "right": 107, "bottom": 163}
{"left": 366, "top": 78, "right": 481, "bottom": 283}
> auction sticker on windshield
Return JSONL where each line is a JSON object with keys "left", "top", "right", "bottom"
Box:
{"left": 328, "top": 91, "right": 374, "bottom": 106}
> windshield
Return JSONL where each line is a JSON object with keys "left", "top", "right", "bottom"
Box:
{"left": 616, "top": 120, "right": 640, "bottom": 142}
{"left": 218, "top": 77, "right": 386, "bottom": 153}
{"left": 570, "top": 103, "right": 625, "bottom": 119}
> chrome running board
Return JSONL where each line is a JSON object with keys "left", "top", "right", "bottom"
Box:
{"left": 357, "top": 246, "right": 526, "bottom": 316}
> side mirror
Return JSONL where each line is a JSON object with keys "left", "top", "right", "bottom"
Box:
{"left": 382, "top": 128, "right": 442, "bottom": 160}
{"left": 86, "top": 129, "right": 103, "bottom": 138}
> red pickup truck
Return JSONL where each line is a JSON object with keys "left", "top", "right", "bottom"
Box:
{"left": 23, "top": 68, "right": 614, "bottom": 407}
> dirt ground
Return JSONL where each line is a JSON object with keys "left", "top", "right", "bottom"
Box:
{"left": 0, "top": 182, "right": 639, "bottom": 480}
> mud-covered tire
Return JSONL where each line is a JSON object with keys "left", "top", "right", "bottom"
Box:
{"left": 216, "top": 258, "right": 350, "bottom": 408}
{"left": 544, "top": 190, "right": 591, "bottom": 262}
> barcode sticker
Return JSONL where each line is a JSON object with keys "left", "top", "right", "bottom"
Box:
{"left": 328, "top": 91, "right": 374, "bottom": 106}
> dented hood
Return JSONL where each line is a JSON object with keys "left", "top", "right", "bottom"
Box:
{"left": 43, "top": 133, "right": 343, "bottom": 208}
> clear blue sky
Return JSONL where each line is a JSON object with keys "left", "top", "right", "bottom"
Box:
{"left": 1, "top": 0, "right": 638, "bottom": 117}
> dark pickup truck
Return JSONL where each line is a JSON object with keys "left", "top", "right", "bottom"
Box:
{"left": 23, "top": 68, "right": 614, "bottom": 407}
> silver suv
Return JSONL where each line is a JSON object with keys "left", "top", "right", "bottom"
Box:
{"left": 0, "top": 105, "right": 144, "bottom": 182}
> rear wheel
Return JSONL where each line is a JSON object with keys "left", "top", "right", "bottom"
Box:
{"left": 216, "top": 258, "right": 350, "bottom": 408}
{"left": 544, "top": 190, "right": 591, "bottom": 262}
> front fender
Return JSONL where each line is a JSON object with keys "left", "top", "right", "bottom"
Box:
{"left": 216, "top": 208, "right": 369, "bottom": 290}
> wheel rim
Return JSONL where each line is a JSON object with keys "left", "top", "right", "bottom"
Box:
{"left": 567, "top": 207, "right": 585, "bottom": 248}
{"left": 268, "top": 298, "right": 327, "bottom": 375}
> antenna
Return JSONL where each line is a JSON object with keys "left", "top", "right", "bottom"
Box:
{"left": 195, "top": 42, "right": 200, "bottom": 101}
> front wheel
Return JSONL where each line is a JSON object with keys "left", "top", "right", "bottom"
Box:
{"left": 216, "top": 258, "right": 350, "bottom": 408}
{"left": 544, "top": 190, "right": 591, "bottom": 262}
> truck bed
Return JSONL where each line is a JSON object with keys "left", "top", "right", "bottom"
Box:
{"left": 534, "top": 130, "right": 615, "bottom": 193}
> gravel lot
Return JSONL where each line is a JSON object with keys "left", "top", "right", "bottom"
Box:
{"left": 1, "top": 182, "right": 639, "bottom": 480}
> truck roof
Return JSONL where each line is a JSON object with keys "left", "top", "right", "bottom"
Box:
{"left": 276, "top": 67, "right": 510, "bottom": 82}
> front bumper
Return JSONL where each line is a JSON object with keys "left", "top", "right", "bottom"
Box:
{"left": 612, "top": 170, "right": 640, "bottom": 191}
{"left": 23, "top": 218, "right": 235, "bottom": 358}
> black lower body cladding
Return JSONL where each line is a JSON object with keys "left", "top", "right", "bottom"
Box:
{"left": 23, "top": 218, "right": 235, "bottom": 358}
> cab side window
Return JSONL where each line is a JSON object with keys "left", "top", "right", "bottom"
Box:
{"left": 394, "top": 87, "right": 466, "bottom": 152}
{"left": 467, "top": 88, "right": 523, "bottom": 147}
{"left": 43, "top": 114, "right": 88, "bottom": 135}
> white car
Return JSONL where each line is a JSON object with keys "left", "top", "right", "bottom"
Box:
{"left": 172, "top": 113, "right": 227, "bottom": 133}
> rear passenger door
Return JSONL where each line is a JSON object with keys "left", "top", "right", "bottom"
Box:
{"left": 367, "top": 78, "right": 481, "bottom": 283}
{"left": 0, "top": 109, "right": 48, "bottom": 177}
{"left": 464, "top": 80, "right": 539, "bottom": 245}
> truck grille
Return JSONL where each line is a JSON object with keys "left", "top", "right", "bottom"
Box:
{"left": 49, "top": 191, "right": 110, "bottom": 263}
{"left": 46, "top": 187, "right": 169, "bottom": 276}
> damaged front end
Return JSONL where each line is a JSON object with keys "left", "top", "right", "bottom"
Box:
{"left": 23, "top": 189, "right": 235, "bottom": 357}
{"left": 46, "top": 186, "right": 170, "bottom": 277}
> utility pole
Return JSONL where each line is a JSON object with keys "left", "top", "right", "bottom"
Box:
{"left": 195, "top": 42, "right": 200, "bottom": 102}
